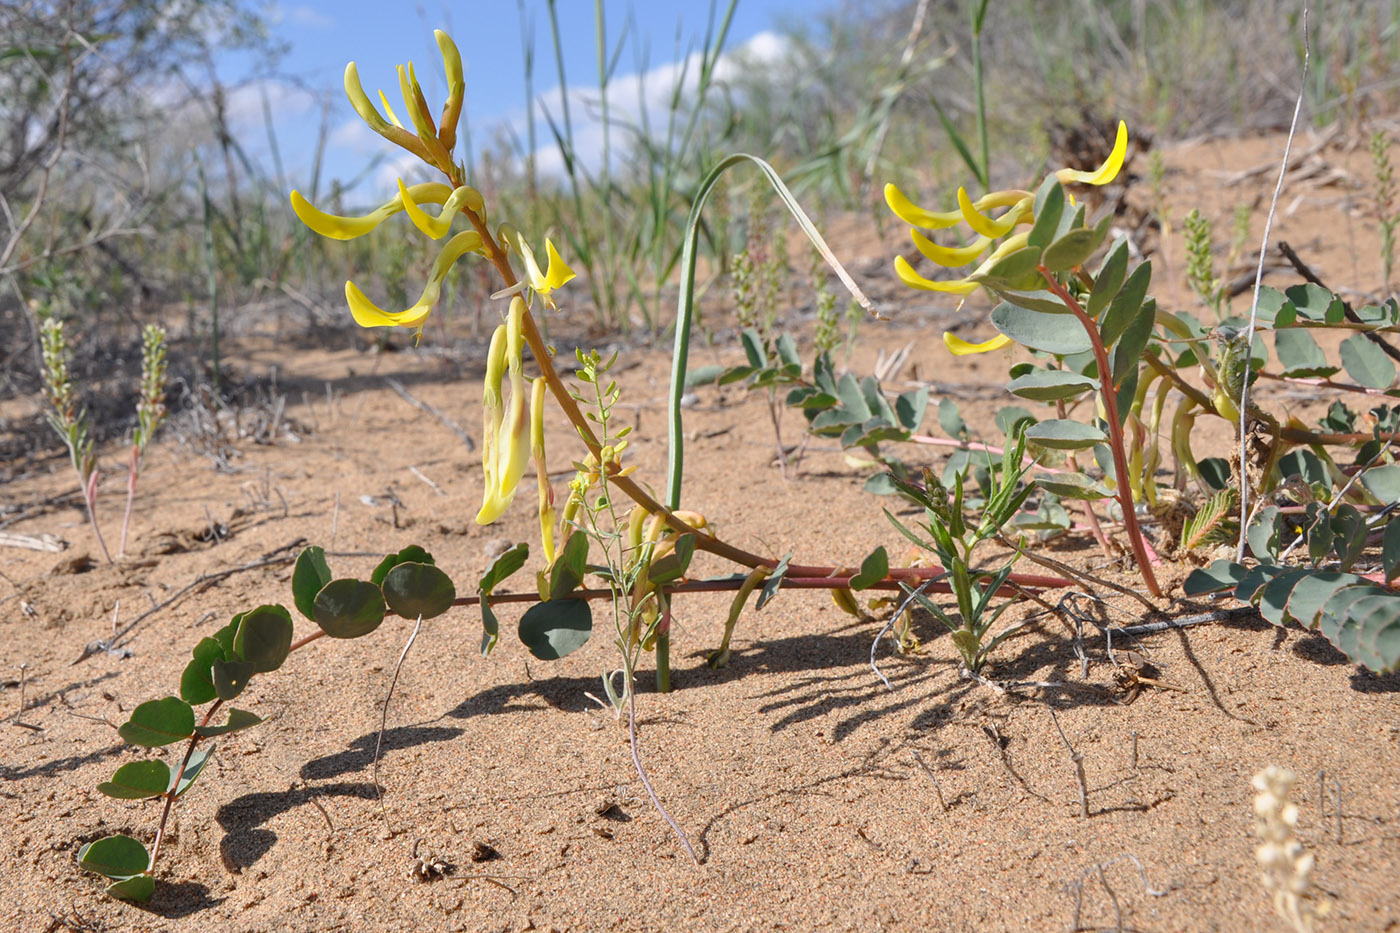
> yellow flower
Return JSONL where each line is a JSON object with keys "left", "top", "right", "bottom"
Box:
{"left": 476, "top": 298, "right": 532, "bottom": 524}
{"left": 1055, "top": 121, "right": 1128, "bottom": 187}
{"left": 887, "top": 120, "right": 1130, "bottom": 354}
{"left": 344, "top": 230, "right": 484, "bottom": 330}
{"left": 397, "top": 179, "right": 485, "bottom": 239}
{"left": 289, "top": 183, "right": 452, "bottom": 240}
{"left": 495, "top": 227, "right": 576, "bottom": 307}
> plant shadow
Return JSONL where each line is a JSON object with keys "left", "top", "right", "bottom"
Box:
{"left": 299, "top": 725, "right": 463, "bottom": 780}
{"left": 216, "top": 781, "right": 379, "bottom": 872}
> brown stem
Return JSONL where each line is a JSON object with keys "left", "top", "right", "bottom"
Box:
{"left": 148, "top": 699, "right": 224, "bottom": 873}
{"left": 1038, "top": 267, "right": 1161, "bottom": 598}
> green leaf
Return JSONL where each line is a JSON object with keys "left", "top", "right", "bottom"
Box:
{"left": 292, "top": 547, "right": 333, "bottom": 621}
{"left": 1317, "top": 585, "right": 1388, "bottom": 663}
{"left": 1254, "top": 286, "right": 1293, "bottom": 327}
{"left": 104, "top": 875, "right": 156, "bottom": 902}
{"left": 479, "top": 542, "right": 529, "bottom": 594}
{"left": 1182, "top": 559, "right": 1248, "bottom": 596}
{"left": 118, "top": 697, "right": 195, "bottom": 748}
{"left": 1332, "top": 503, "right": 1369, "bottom": 571}
{"left": 1028, "top": 177, "right": 1065, "bottom": 249}
{"left": 78, "top": 835, "right": 150, "bottom": 879}
{"left": 1383, "top": 519, "right": 1400, "bottom": 583}
{"left": 990, "top": 288, "right": 1078, "bottom": 315}
{"left": 990, "top": 301, "right": 1093, "bottom": 355}
{"left": 518, "top": 599, "right": 593, "bottom": 660}
{"left": 1360, "top": 464, "right": 1400, "bottom": 503}
{"left": 1198, "top": 457, "right": 1232, "bottom": 491}
{"left": 974, "top": 245, "right": 1043, "bottom": 289}
{"left": 1032, "top": 472, "right": 1113, "bottom": 500}
{"left": 370, "top": 544, "right": 435, "bottom": 587}
{"left": 1025, "top": 419, "right": 1108, "bottom": 450}
{"left": 740, "top": 328, "right": 766, "bottom": 368}
{"left": 233, "top": 605, "right": 294, "bottom": 673}
{"left": 1086, "top": 239, "right": 1129, "bottom": 317}
{"left": 170, "top": 743, "right": 215, "bottom": 797}
{"left": 98, "top": 760, "right": 172, "bottom": 799}
{"left": 1007, "top": 369, "right": 1098, "bottom": 401}
{"left": 1274, "top": 328, "right": 1339, "bottom": 378}
{"left": 481, "top": 599, "right": 500, "bottom": 658}
{"left": 1099, "top": 262, "right": 1152, "bottom": 348}
{"left": 1257, "top": 569, "right": 1313, "bottom": 625}
{"left": 648, "top": 534, "right": 696, "bottom": 585}
{"left": 194, "top": 708, "right": 263, "bottom": 738}
{"left": 1339, "top": 334, "right": 1396, "bottom": 389}
{"left": 756, "top": 554, "right": 790, "bottom": 610}
{"left": 895, "top": 386, "right": 928, "bottom": 432}
{"left": 383, "top": 562, "right": 456, "bottom": 619}
{"left": 180, "top": 637, "right": 225, "bottom": 706}
{"left": 1041, "top": 228, "right": 1098, "bottom": 273}
{"left": 212, "top": 658, "right": 255, "bottom": 701}
{"left": 1350, "top": 593, "right": 1400, "bottom": 672}
{"left": 938, "top": 398, "right": 966, "bottom": 439}
{"left": 1234, "top": 564, "right": 1283, "bottom": 602}
{"left": 1287, "top": 572, "right": 1366, "bottom": 630}
{"left": 313, "top": 579, "right": 387, "bottom": 638}
{"left": 683, "top": 364, "right": 727, "bottom": 389}
{"left": 995, "top": 406, "right": 1036, "bottom": 437}
{"left": 1284, "top": 282, "right": 1344, "bottom": 322}
{"left": 549, "top": 532, "right": 590, "bottom": 599}
{"left": 849, "top": 546, "right": 889, "bottom": 591}
{"left": 1277, "top": 449, "right": 1328, "bottom": 487}
{"left": 1111, "top": 297, "right": 1156, "bottom": 386}
{"left": 1246, "top": 506, "right": 1282, "bottom": 562}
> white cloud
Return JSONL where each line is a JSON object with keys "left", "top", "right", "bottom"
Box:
{"left": 222, "top": 78, "right": 317, "bottom": 129}
{"left": 288, "top": 5, "right": 334, "bottom": 29}
{"left": 517, "top": 30, "right": 790, "bottom": 178}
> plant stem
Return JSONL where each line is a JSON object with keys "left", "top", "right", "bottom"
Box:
{"left": 626, "top": 666, "right": 698, "bottom": 864}
{"left": 1038, "top": 266, "right": 1161, "bottom": 598}
{"left": 119, "top": 446, "right": 138, "bottom": 559}
{"left": 82, "top": 468, "right": 113, "bottom": 564}
{"left": 148, "top": 699, "right": 223, "bottom": 874}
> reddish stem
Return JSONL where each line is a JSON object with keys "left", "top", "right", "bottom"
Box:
{"left": 1038, "top": 266, "right": 1162, "bottom": 598}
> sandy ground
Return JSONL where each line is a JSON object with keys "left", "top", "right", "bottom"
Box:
{"left": 1, "top": 128, "right": 1398, "bottom": 933}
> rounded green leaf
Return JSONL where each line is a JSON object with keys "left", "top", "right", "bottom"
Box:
{"left": 1339, "top": 333, "right": 1396, "bottom": 389}
{"left": 1041, "top": 228, "right": 1098, "bottom": 273}
{"left": 118, "top": 697, "right": 195, "bottom": 748}
{"left": 371, "top": 544, "right": 435, "bottom": 586}
{"left": 1182, "top": 559, "right": 1249, "bottom": 596}
{"left": 233, "top": 605, "right": 294, "bottom": 673}
{"left": 292, "top": 546, "right": 333, "bottom": 621}
{"left": 313, "top": 578, "right": 387, "bottom": 638}
{"left": 98, "top": 760, "right": 172, "bottom": 800}
{"left": 194, "top": 708, "right": 263, "bottom": 738}
{"left": 1287, "top": 572, "right": 1366, "bottom": 630}
{"left": 549, "top": 533, "right": 590, "bottom": 600}
{"left": 1360, "top": 464, "right": 1400, "bottom": 503}
{"left": 212, "top": 658, "right": 254, "bottom": 701}
{"left": 180, "top": 637, "right": 225, "bottom": 706}
{"left": 1033, "top": 472, "right": 1113, "bottom": 500}
{"left": 849, "top": 546, "right": 889, "bottom": 591}
{"left": 382, "top": 562, "right": 456, "bottom": 619}
{"left": 990, "top": 302, "right": 1093, "bottom": 355}
{"left": 1352, "top": 593, "right": 1400, "bottom": 673}
{"left": 105, "top": 875, "right": 156, "bottom": 902}
{"left": 78, "top": 835, "right": 150, "bottom": 879}
{"left": 518, "top": 599, "right": 593, "bottom": 660}
{"left": 1025, "top": 420, "right": 1108, "bottom": 450}
{"left": 1007, "top": 370, "right": 1098, "bottom": 401}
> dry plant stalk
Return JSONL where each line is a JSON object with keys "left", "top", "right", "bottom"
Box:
{"left": 1252, "top": 765, "right": 1320, "bottom": 933}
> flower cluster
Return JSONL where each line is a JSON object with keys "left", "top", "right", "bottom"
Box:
{"left": 884, "top": 121, "right": 1128, "bottom": 354}
{"left": 288, "top": 29, "right": 577, "bottom": 536}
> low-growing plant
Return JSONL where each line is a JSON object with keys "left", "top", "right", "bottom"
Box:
{"left": 39, "top": 312, "right": 110, "bottom": 564}
{"left": 118, "top": 324, "right": 169, "bottom": 558}
{"left": 884, "top": 425, "right": 1037, "bottom": 675}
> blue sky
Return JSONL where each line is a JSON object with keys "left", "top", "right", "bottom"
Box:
{"left": 235, "top": 0, "right": 805, "bottom": 201}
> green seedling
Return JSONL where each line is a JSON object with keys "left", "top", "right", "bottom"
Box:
{"left": 39, "top": 313, "right": 110, "bottom": 564}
